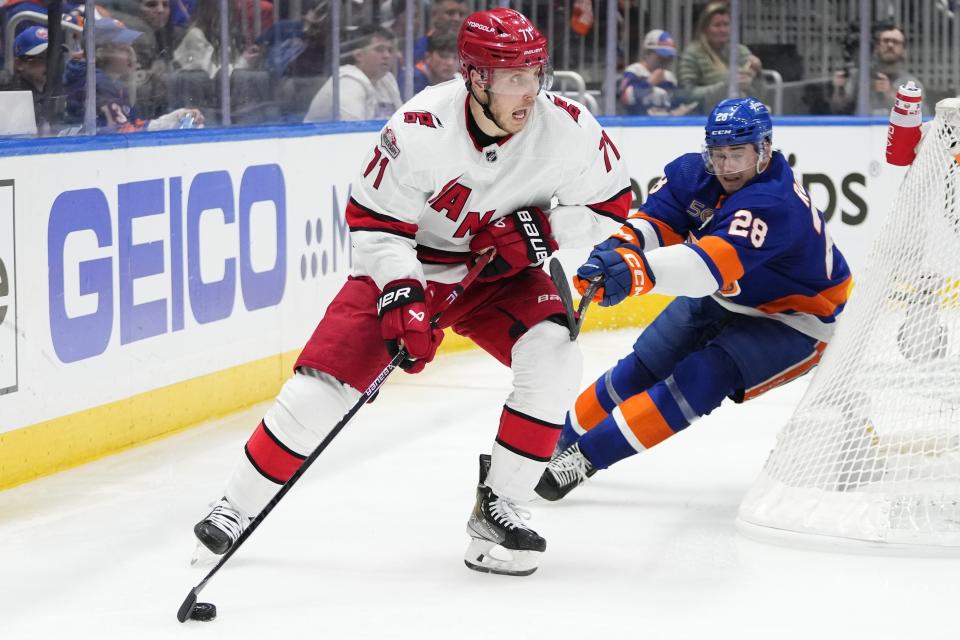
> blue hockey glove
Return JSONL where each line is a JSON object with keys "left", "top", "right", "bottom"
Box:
{"left": 575, "top": 243, "right": 655, "bottom": 307}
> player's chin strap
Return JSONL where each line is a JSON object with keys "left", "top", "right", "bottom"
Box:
{"left": 755, "top": 140, "right": 772, "bottom": 174}
{"left": 466, "top": 69, "right": 509, "bottom": 134}
{"left": 468, "top": 84, "right": 508, "bottom": 133}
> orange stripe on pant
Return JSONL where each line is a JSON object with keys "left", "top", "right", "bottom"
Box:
{"left": 574, "top": 381, "right": 610, "bottom": 431}
{"left": 244, "top": 421, "right": 307, "bottom": 484}
{"left": 617, "top": 392, "right": 676, "bottom": 449}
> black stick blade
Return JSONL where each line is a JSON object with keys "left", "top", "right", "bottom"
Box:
{"left": 571, "top": 280, "right": 601, "bottom": 340}
{"left": 177, "top": 588, "right": 199, "bottom": 623}
{"left": 548, "top": 258, "right": 577, "bottom": 340}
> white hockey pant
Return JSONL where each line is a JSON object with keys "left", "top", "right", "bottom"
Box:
{"left": 485, "top": 321, "right": 583, "bottom": 502}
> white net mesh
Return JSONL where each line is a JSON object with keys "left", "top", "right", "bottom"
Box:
{"left": 738, "top": 98, "right": 960, "bottom": 548}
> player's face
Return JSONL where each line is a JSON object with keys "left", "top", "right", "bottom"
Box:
{"left": 485, "top": 67, "right": 541, "bottom": 133}
{"left": 705, "top": 143, "right": 762, "bottom": 193}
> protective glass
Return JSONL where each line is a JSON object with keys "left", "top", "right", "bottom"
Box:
{"left": 701, "top": 142, "right": 766, "bottom": 176}
{"left": 485, "top": 65, "right": 553, "bottom": 96}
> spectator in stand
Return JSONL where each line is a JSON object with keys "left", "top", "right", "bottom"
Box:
{"left": 173, "top": 0, "right": 262, "bottom": 78}
{"left": 234, "top": 0, "right": 274, "bottom": 49}
{"left": 620, "top": 29, "right": 698, "bottom": 116}
{"left": 829, "top": 22, "right": 925, "bottom": 116}
{"left": 304, "top": 25, "right": 400, "bottom": 122}
{"left": 114, "top": 0, "right": 185, "bottom": 118}
{"left": 411, "top": 31, "right": 457, "bottom": 94}
{"left": 258, "top": 0, "right": 329, "bottom": 78}
{"left": 65, "top": 18, "right": 204, "bottom": 132}
{"left": 677, "top": 1, "right": 766, "bottom": 115}
{"left": 413, "top": 0, "right": 466, "bottom": 63}
{"left": 169, "top": 0, "right": 195, "bottom": 27}
{"left": 386, "top": 0, "right": 421, "bottom": 66}
{"left": 5, "top": 26, "right": 52, "bottom": 129}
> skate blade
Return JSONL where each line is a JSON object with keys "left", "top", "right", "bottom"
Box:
{"left": 463, "top": 536, "right": 540, "bottom": 577}
{"left": 190, "top": 542, "right": 219, "bottom": 567}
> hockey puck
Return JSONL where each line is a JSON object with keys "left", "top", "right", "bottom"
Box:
{"left": 189, "top": 602, "right": 217, "bottom": 621}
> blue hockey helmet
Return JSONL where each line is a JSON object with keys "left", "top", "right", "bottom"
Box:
{"left": 704, "top": 97, "right": 773, "bottom": 148}
{"left": 702, "top": 97, "right": 773, "bottom": 176}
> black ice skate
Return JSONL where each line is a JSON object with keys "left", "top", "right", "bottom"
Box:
{"left": 464, "top": 454, "right": 545, "bottom": 576}
{"left": 193, "top": 497, "right": 248, "bottom": 560}
{"left": 534, "top": 442, "right": 596, "bottom": 501}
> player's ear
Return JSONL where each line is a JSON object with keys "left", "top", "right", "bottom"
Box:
{"left": 469, "top": 68, "right": 486, "bottom": 94}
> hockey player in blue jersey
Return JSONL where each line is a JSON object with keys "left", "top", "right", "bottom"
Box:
{"left": 535, "top": 96, "right": 852, "bottom": 501}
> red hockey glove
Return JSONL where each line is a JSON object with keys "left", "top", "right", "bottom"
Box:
{"left": 377, "top": 280, "right": 444, "bottom": 373}
{"left": 469, "top": 207, "right": 559, "bottom": 282}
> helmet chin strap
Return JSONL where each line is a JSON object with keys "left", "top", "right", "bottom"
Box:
{"left": 466, "top": 74, "right": 508, "bottom": 134}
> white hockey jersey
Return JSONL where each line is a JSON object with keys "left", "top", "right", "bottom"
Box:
{"left": 346, "top": 80, "right": 633, "bottom": 288}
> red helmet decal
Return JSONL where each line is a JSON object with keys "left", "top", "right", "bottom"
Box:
{"left": 457, "top": 8, "right": 548, "bottom": 80}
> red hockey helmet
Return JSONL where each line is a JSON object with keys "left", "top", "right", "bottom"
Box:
{"left": 458, "top": 8, "right": 549, "bottom": 82}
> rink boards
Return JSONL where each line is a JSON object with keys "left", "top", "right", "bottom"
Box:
{"left": 0, "top": 116, "right": 900, "bottom": 489}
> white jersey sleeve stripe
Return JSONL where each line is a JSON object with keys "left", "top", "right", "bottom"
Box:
{"left": 646, "top": 244, "right": 720, "bottom": 297}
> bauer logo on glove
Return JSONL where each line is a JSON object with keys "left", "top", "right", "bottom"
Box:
{"left": 469, "top": 207, "right": 559, "bottom": 281}
{"left": 377, "top": 280, "right": 443, "bottom": 373}
{"left": 376, "top": 285, "right": 420, "bottom": 315}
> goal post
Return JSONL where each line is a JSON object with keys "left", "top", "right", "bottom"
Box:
{"left": 737, "top": 98, "right": 960, "bottom": 551}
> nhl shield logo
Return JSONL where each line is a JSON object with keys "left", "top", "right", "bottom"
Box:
{"left": 485, "top": 149, "right": 498, "bottom": 163}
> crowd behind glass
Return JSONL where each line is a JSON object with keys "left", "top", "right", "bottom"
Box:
{"left": 0, "top": 0, "right": 955, "bottom": 137}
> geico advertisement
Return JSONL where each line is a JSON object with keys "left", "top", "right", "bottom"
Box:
{"left": 0, "top": 136, "right": 361, "bottom": 433}
{"left": 0, "top": 123, "right": 893, "bottom": 433}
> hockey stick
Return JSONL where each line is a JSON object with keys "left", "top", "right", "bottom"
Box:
{"left": 547, "top": 257, "right": 601, "bottom": 341}
{"left": 177, "top": 250, "right": 496, "bottom": 623}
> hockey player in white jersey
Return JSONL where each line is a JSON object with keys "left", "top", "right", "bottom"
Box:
{"left": 193, "top": 7, "right": 631, "bottom": 576}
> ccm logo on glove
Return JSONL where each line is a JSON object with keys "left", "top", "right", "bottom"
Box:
{"left": 619, "top": 249, "right": 650, "bottom": 296}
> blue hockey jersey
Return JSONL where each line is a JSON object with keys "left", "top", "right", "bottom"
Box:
{"left": 629, "top": 151, "right": 852, "bottom": 340}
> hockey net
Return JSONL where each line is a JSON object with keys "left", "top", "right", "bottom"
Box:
{"left": 737, "top": 98, "right": 960, "bottom": 550}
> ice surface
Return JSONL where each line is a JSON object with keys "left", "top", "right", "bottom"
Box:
{"left": 2, "top": 329, "right": 957, "bottom": 639}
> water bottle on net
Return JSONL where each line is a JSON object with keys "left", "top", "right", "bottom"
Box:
{"left": 885, "top": 81, "right": 923, "bottom": 166}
